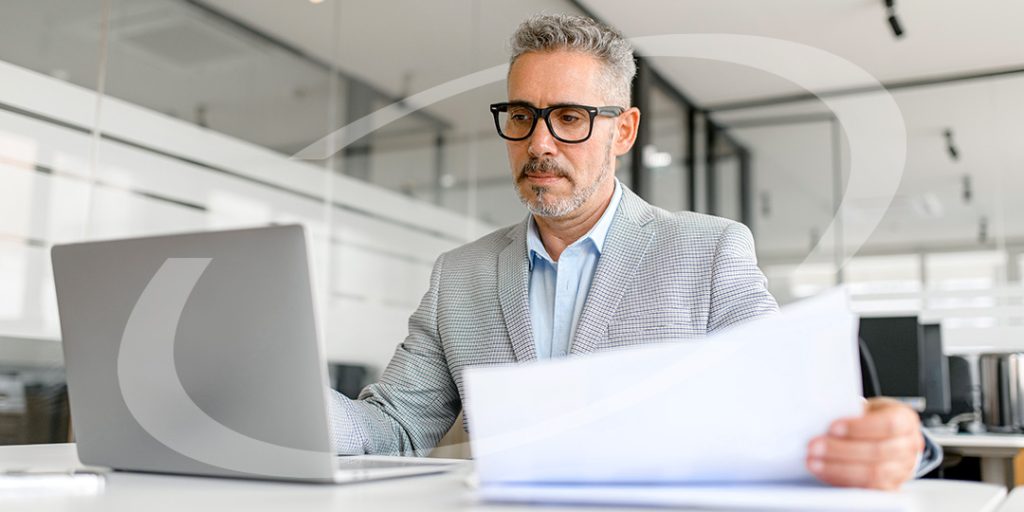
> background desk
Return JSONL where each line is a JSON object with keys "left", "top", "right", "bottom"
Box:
{"left": 0, "top": 444, "right": 1009, "bottom": 512}
{"left": 929, "top": 431, "right": 1024, "bottom": 488}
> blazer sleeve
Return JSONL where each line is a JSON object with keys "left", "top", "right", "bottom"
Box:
{"left": 915, "top": 429, "right": 943, "bottom": 477}
{"left": 705, "top": 221, "right": 779, "bottom": 334}
{"left": 327, "top": 253, "right": 460, "bottom": 456}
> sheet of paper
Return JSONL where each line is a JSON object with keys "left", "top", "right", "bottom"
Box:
{"left": 464, "top": 288, "right": 863, "bottom": 485}
{"left": 477, "top": 482, "right": 907, "bottom": 511}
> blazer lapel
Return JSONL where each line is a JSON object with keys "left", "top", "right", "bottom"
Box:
{"left": 497, "top": 219, "right": 537, "bottom": 362}
{"left": 570, "top": 187, "right": 654, "bottom": 355}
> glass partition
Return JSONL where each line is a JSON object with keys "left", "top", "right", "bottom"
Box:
{"left": 643, "top": 83, "right": 689, "bottom": 212}
{"left": 0, "top": 0, "right": 604, "bottom": 448}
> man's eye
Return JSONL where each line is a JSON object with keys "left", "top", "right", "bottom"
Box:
{"left": 559, "top": 114, "right": 582, "bottom": 124}
{"left": 508, "top": 108, "right": 533, "bottom": 122}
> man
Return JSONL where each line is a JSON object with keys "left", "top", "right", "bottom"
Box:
{"left": 329, "top": 13, "right": 938, "bottom": 490}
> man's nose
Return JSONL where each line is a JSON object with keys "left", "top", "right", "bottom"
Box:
{"left": 527, "top": 119, "right": 558, "bottom": 157}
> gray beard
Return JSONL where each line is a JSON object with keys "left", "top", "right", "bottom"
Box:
{"left": 516, "top": 142, "right": 613, "bottom": 219}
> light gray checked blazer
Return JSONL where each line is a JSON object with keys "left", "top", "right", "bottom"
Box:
{"left": 328, "top": 185, "right": 779, "bottom": 456}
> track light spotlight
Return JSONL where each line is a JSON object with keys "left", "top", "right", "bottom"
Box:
{"left": 884, "top": 0, "right": 905, "bottom": 39}
{"left": 944, "top": 129, "right": 959, "bottom": 161}
{"left": 888, "top": 14, "right": 904, "bottom": 38}
{"left": 962, "top": 175, "right": 972, "bottom": 204}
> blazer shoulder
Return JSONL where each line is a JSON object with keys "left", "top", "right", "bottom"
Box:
{"left": 437, "top": 222, "right": 519, "bottom": 267}
{"left": 648, "top": 208, "right": 748, "bottom": 239}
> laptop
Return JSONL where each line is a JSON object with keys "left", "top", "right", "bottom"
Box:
{"left": 51, "top": 224, "right": 458, "bottom": 483}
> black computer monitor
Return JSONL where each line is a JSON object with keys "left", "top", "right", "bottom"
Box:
{"left": 858, "top": 316, "right": 921, "bottom": 400}
{"left": 919, "top": 323, "right": 951, "bottom": 416}
{"left": 857, "top": 317, "right": 951, "bottom": 415}
{"left": 945, "top": 355, "right": 975, "bottom": 418}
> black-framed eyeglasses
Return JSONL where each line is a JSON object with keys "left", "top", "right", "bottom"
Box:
{"left": 489, "top": 102, "right": 625, "bottom": 143}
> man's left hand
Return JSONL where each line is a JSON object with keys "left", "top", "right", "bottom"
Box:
{"left": 806, "top": 397, "right": 925, "bottom": 490}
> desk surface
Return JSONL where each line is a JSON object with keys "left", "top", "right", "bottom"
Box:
{"left": 930, "top": 432, "right": 1024, "bottom": 449}
{"left": 997, "top": 487, "right": 1024, "bottom": 512}
{"left": 0, "top": 444, "right": 1009, "bottom": 512}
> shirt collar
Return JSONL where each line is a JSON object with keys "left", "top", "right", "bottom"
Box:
{"left": 527, "top": 179, "right": 623, "bottom": 269}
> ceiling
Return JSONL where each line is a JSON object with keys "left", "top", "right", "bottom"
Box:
{"left": 193, "top": 0, "right": 1024, "bottom": 255}
{"left": 580, "top": 0, "right": 1024, "bottom": 258}
{"left": 583, "top": 0, "right": 1024, "bottom": 106}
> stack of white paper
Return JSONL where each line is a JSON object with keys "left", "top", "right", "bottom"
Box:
{"left": 478, "top": 482, "right": 908, "bottom": 511}
{"left": 464, "top": 290, "right": 903, "bottom": 510}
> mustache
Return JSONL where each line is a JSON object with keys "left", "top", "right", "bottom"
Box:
{"left": 517, "top": 158, "right": 571, "bottom": 182}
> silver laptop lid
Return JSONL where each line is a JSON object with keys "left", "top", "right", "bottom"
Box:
{"left": 52, "top": 225, "right": 336, "bottom": 482}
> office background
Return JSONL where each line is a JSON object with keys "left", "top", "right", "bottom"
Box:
{"left": 1, "top": 0, "right": 1022, "bottom": 444}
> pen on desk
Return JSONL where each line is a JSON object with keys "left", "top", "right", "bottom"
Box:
{"left": 0, "top": 469, "right": 106, "bottom": 496}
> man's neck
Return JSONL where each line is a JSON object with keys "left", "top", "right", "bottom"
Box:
{"left": 534, "top": 181, "right": 615, "bottom": 262}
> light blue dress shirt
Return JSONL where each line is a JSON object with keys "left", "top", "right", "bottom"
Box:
{"left": 527, "top": 180, "right": 623, "bottom": 359}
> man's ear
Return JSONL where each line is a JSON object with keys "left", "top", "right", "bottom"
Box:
{"left": 613, "top": 107, "right": 641, "bottom": 157}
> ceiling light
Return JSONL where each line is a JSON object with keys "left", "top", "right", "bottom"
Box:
{"left": 309, "top": 0, "right": 324, "bottom": 4}
{"left": 642, "top": 145, "right": 672, "bottom": 169}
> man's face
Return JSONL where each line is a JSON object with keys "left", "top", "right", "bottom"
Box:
{"left": 505, "top": 51, "right": 629, "bottom": 219}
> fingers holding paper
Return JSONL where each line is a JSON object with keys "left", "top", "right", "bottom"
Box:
{"left": 806, "top": 398, "right": 925, "bottom": 490}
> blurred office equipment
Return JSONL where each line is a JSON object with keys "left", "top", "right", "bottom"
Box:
{"left": 944, "top": 355, "right": 985, "bottom": 433}
{"left": 0, "top": 368, "right": 70, "bottom": 446}
{"left": 948, "top": 356, "right": 977, "bottom": 416}
{"left": 327, "top": 363, "right": 369, "bottom": 400}
{"left": 920, "top": 323, "right": 952, "bottom": 417}
{"left": 979, "top": 353, "right": 1024, "bottom": 433}
{"left": 857, "top": 317, "right": 951, "bottom": 420}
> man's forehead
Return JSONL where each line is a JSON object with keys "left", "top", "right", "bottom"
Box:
{"left": 507, "top": 51, "right": 607, "bottom": 105}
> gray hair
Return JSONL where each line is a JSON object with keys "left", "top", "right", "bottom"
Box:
{"left": 509, "top": 14, "right": 636, "bottom": 107}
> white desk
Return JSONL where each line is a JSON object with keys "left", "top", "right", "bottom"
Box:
{"left": 0, "top": 444, "right": 1009, "bottom": 512}
{"left": 929, "top": 431, "right": 1024, "bottom": 488}
{"left": 997, "top": 487, "right": 1024, "bottom": 512}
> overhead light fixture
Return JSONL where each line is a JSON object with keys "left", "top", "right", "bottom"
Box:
{"left": 978, "top": 216, "right": 988, "bottom": 244}
{"left": 962, "top": 174, "right": 972, "bottom": 204}
{"left": 944, "top": 129, "right": 960, "bottom": 161}
{"left": 310, "top": 0, "right": 324, "bottom": 4}
{"left": 884, "top": 0, "right": 905, "bottom": 39}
